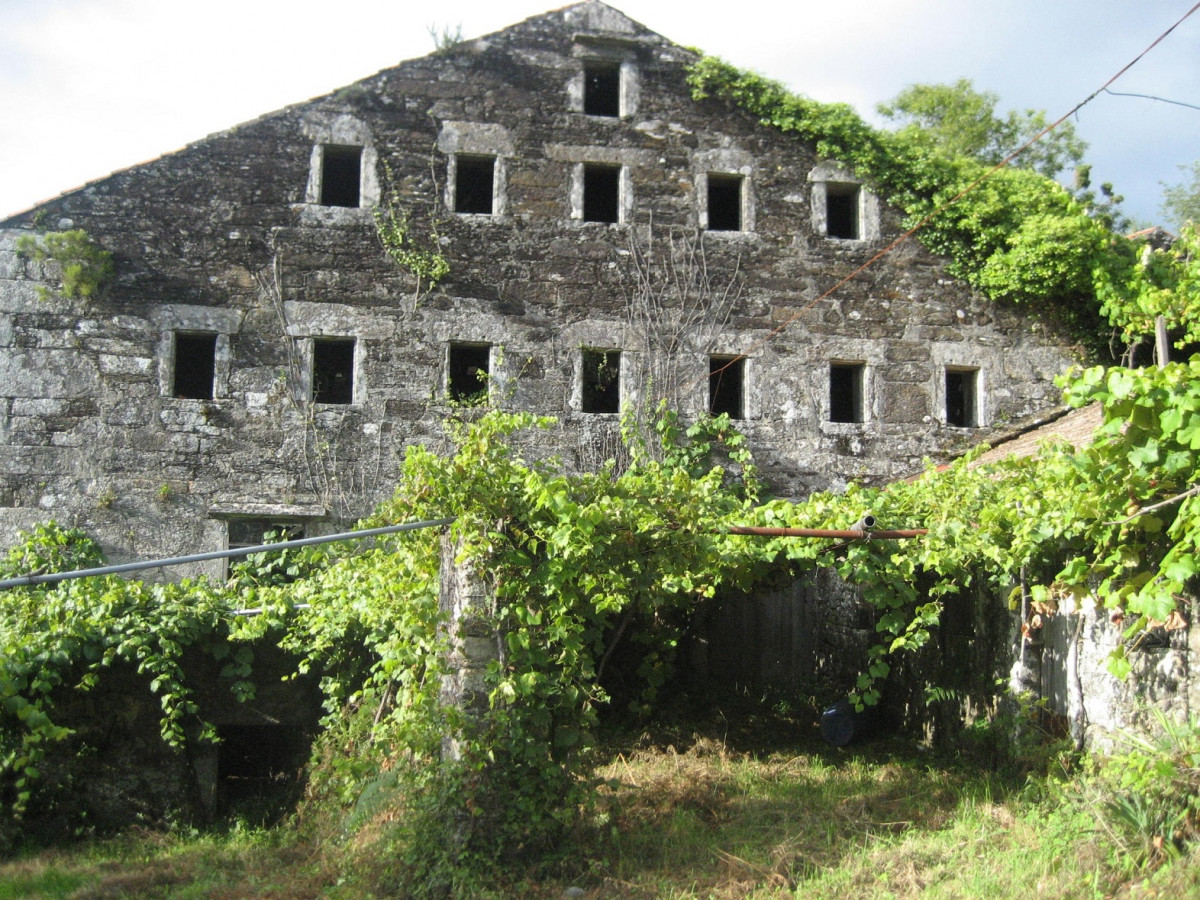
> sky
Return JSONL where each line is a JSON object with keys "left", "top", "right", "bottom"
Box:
{"left": 1, "top": 0, "right": 1198, "bottom": 227}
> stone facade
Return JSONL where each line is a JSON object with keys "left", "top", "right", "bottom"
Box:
{"left": 0, "top": 1, "right": 1080, "bottom": 572}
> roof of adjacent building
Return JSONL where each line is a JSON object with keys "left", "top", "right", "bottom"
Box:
{"left": 969, "top": 403, "right": 1104, "bottom": 467}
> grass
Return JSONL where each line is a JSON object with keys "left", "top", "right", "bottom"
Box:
{"left": 2, "top": 705, "right": 1197, "bottom": 898}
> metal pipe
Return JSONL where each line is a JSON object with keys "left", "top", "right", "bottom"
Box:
{"left": 726, "top": 526, "right": 927, "bottom": 539}
{"left": 0, "top": 517, "right": 456, "bottom": 590}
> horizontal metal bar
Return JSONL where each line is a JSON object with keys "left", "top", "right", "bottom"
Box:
{"left": 0, "top": 517, "right": 455, "bottom": 590}
{"left": 726, "top": 526, "right": 928, "bottom": 539}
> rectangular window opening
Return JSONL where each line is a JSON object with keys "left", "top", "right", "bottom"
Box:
{"left": 313, "top": 338, "right": 355, "bottom": 404}
{"left": 227, "top": 518, "right": 305, "bottom": 550}
{"left": 829, "top": 363, "right": 865, "bottom": 423}
{"left": 582, "top": 349, "right": 620, "bottom": 414}
{"left": 319, "top": 145, "right": 362, "bottom": 208}
{"left": 455, "top": 155, "right": 495, "bottom": 215}
{"left": 173, "top": 332, "right": 217, "bottom": 400}
{"left": 583, "top": 61, "right": 621, "bottom": 117}
{"left": 225, "top": 518, "right": 307, "bottom": 580}
{"left": 709, "top": 355, "right": 745, "bottom": 419}
{"left": 706, "top": 174, "right": 743, "bottom": 232}
{"left": 448, "top": 343, "right": 490, "bottom": 403}
{"left": 945, "top": 368, "right": 979, "bottom": 427}
{"left": 583, "top": 163, "right": 621, "bottom": 224}
{"left": 826, "top": 184, "right": 860, "bottom": 239}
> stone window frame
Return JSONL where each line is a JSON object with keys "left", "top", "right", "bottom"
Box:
{"left": 155, "top": 306, "right": 241, "bottom": 402}
{"left": 438, "top": 122, "right": 513, "bottom": 218}
{"left": 694, "top": 150, "right": 755, "bottom": 235}
{"left": 295, "top": 334, "right": 362, "bottom": 406}
{"left": 700, "top": 172, "right": 755, "bottom": 234}
{"left": 311, "top": 336, "right": 358, "bottom": 405}
{"left": 943, "top": 365, "right": 983, "bottom": 428}
{"left": 305, "top": 142, "right": 379, "bottom": 210}
{"left": 299, "top": 114, "right": 380, "bottom": 219}
{"left": 448, "top": 153, "right": 506, "bottom": 216}
{"left": 808, "top": 162, "right": 880, "bottom": 243}
{"left": 446, "top": 341, "right": 493, "bottom": 405}
{"left": 208, "top": 503, "right": 328, "bottom": 577}
{"left": 578, "top": 347, "right": 622, "bottom": 414}
{"left": 571, "top": 162, "right": 630, "bottom": 225}
{"left": 570, "top": 38, "right": 640, "bottom": 119}
{"left": 828, "top": 360, "right": 870, "bottom": 425}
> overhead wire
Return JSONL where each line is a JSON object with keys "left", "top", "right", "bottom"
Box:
{"left": 702, "top": 1, "right": 1200, "bottom": 392}
{"left": 1103, "top": 88, "right": 1200, "bottom": 114}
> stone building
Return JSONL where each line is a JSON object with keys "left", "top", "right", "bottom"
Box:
{"left": 0, "top": 1, "right": 1080, "bottom": 574}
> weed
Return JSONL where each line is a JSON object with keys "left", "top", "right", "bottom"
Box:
{"left": 4, "top": 711, "right": 1200, "bottom": 897}
{"left": 15, "top": 229, "right": 114, "bottom": 302}
{"left": 1089, "top": 710, "right": 1200, "bottom": 870}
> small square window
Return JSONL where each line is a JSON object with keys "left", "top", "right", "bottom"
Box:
{"left": 319, "top": 145, "right": 362, "bottom": 208}
{"left": 582, "top": 349, "right": 620, "bottom": 414}
{"left": 225, "top": 518, "right": 307, "bottom": 580}
{"left": 706, "top": 174, "right": 743, "bottom": 232}
{"left": 826, "top": 184, "right": 860, "bottom": 239}
{"left": 583, "top": 164, "right": 621, "bottom": 224}
{"left": 448, "top": 343, "right": 490, "bottom": 403}
{"left": 946, "top": 368, "right": 979, "bottom": 427}
{"left": 227, "top": 518, "right": 305, "bottom": 550}
{"left": 172, "top": 332, "right": 217, "bottom": 400}
{"left": 709, "top": 355, "right": 745, "bottom": 419}
{"left": 583, "top": 61, "right": 621, "bottom": 117}
{"left": 313, "top": 338, "right": 355, "bottom": 404}
{"left": 454, "top": 155, "right": 495, "bottom": 215}
{"left": 829, "top": 363, "right": 865, "bottom": 423}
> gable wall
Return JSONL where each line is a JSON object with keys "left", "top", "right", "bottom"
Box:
{"left": 0, "top": 3, "right": 1080, "bottom": 569}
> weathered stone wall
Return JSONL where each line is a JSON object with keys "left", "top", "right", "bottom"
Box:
{"left": 1017, "top": 595, "right": 1200, "bottom": 749}
{"left": 0, "top": 2, "right": 1080, "bottom": 566}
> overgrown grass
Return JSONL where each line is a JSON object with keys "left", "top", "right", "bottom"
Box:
{"left": 4, "top": 706, "right": 1198, "bottom": 898}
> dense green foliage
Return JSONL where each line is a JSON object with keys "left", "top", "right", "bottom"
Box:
{"left": 1096, "top": 223, "right": 1200, "bottom": 349}
{"left": 4, "top": 363, "right": 1199, "bottom": 862}
{"left": 0, "top": 525, "right": 235, "bottom": 816}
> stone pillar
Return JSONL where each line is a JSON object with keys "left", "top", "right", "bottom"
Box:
{"left": 438, "top": 531, "right": 499, "bottom": 761}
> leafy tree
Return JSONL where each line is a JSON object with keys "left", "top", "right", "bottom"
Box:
{"left": 1161, "top": 160, "right": 1200, "bottom": 228}
{"left": 877, "top": 78, "right": 1087, "bottom": 179}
